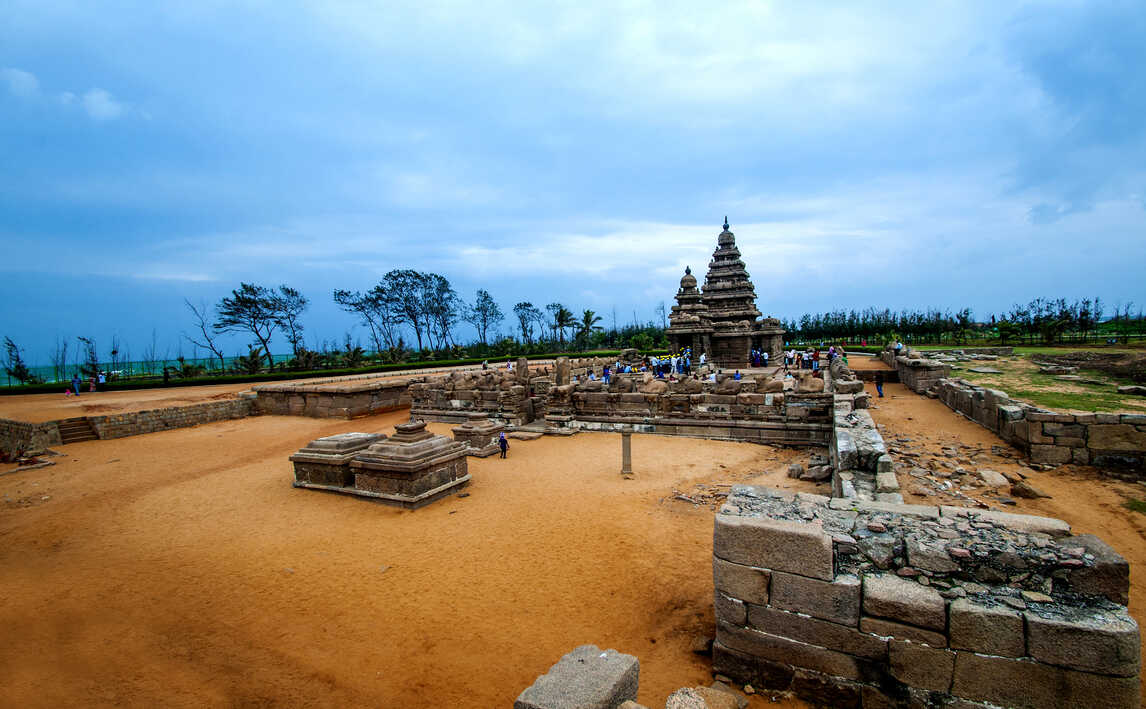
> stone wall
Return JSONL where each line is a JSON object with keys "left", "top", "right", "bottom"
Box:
{"left": 934, "top": 378, "right": 1146, "bottom": 474}
{"left": 88, "top": 399, "right": 255, "bottom": 439}
{"left": 0, "top": 418, "right": 62, "bottom": 457}
{"left": 880, "top": 349, "right": 952, "bottom": 394}
{"left": 254, "top": 378, "right": 414, "bottom": 418}
{"left": 712, "top": 485, "right": 1140, "bottom": 708}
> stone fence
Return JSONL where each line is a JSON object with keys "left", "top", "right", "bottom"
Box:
{"left": 880, "top": 349, "right": 951, "bottom": 393}
{"left": 0, "top": 418, "right": 63, "bottom": 457}
{"left": 254, "top": 378, "right": 416, "bottom": 419}
{"left": 712, "top": 485, "right": 1139, "bottom": 708}
{"left": 933, "top": 378, "right": 1146, "bottom": 474}
{"left": 87, "top": 398, "right": 255, "bottom": 439}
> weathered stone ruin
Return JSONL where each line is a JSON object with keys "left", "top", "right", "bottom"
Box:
{"left": 451, "top": 412, "right": 504, "bottom": 457}
{"left": 291, "top": 421, "right": 469, "bottom": 508}
{"left": 665, "top": 218, "right": 785, "bottom": 369}
{"left": 254, "top": 377, "right": 413, "bottom": 418}
{"left": 712, "top": 485, "right": 1140, "bottom": 708}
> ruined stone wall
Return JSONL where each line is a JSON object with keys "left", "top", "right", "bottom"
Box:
{"left": 255, "top": 378, "right": 414, "bottom": 419}
{"left": 0, "top": 418, "right": 62, "bottom": 457}
{"left": 934, "top": 378, "right": 1146, "bottom": 474}
{"left": 712, "top": 485, "right": 1140, "bottom": 708}
{"left": 880, "top": 351, "right": 952, "bottom": 394}
{"left": 88, "top": 399, "right": 255, "bottom": 439}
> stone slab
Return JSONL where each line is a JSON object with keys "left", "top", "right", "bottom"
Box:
{"left": 938, "top": 506, "right": 1071, "bottom": 536}
{"left": 746, "top": 605, "right": 887, "bottom": 661}
{"left": 769, "top": 572, "right": 860, "bottom": 626}
{"left": 859, "top": 617, "right": 946, "bottom": 647}
{"left": 714, "top": 513, "right": 834, "bottom": 581}
{"left": 949, "top": 598, "right": 1024, "bottom": 657}
{"left": 514, "top": 644, "right": 639, "bottom": 709}
{"left": 862, "top": 574, "right": 946, "bottom": 632}
{"left": 951, "top": 651, "right": 1140, "bottom": 709}
{"left": 1025, "top": 607, "right": 1139, "bottom": 677}
{"left": 889, "top": 640, "right": 954, "bottom": 693}
{"left": 715, "top": 622, "right": 868, "bottom": 682}
{"left": 713, "top": 557, "right": 771, "bottom": 606}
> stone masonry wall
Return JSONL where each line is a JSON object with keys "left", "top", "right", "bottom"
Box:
{"left": 255, "top": 378, "right": 414, "bottom": 419}
{"left": 88, "top": 399, "right": 255, "bottom": 439}
{"left": 712, "top": 485, "right": 1140, "bottom": 709}
{"left": 933, "top": 378, "right": 1146, "bottom": 474}
{"left": 0, "top": 418, "right": 62, "bottom": 457}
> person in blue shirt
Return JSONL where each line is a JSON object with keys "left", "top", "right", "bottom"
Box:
{"left": 734, "top": 370, "right": 742, "bottom": 380}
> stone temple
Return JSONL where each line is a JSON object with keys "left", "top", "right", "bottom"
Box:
{"left": 666, "top": 218, "right": 785, "bottom": 369}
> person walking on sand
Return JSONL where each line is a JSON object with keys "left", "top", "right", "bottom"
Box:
{"left": 498, "top": 432, "right": 509, "bottom": 459}
{"left": 875, "top": 372, "right": 884, "bottom": 398}
{"left": 71, "top": 374, "right": 81, "bottom": 397}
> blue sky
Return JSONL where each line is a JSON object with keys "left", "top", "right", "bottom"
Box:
{"left": 2, "top": 1, "right": 1144, "bottom": 363}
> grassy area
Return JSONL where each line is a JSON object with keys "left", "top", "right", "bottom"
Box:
{"left": 954, "top": 357, "right": 1146, "bottom": 413}
{"left": 1123, "top": 499, "right": 1146, "bottom": 515}
{"left": 919, "top": 344, "right": 1143, "bottom": 355}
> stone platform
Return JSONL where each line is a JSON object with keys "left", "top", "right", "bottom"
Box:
{"left": 451, "top": 413, "right": 504, "bottom": 457}
{"left": 291, "top": 421, "right": 469, "bottom": 509}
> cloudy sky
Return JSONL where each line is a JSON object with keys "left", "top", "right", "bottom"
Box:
{"left": 2, "top": 1, "right": 1144, "bottom": 362}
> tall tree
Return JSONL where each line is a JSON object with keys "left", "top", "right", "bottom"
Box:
{"left": 554, "top": 306, "right": 576, "bottom": 347}
{"left": 464, "top": 289, "right": 504, "bottom": 345}
{"left": 183, "top": 298, "right": 228, "bottom": 371}
{"left": 383, "top": 269, "right": 430, "bottom": 351}
{"left": 3, "top": 337, "right": 40, "bottom": 385}
{"left": 421, "top": 273, "right": 460, "bottom": 350}
{"left": 273, "top": 285, "right": 309, "bottom": 356}
{"left": 214, "top": 283, "right": 280, "bottom": 370}
{"left": 514, "top": 302, "right": 543, "bottom": 343}
{"left": 576, "top": 309, "right": 604, "bottom": 350}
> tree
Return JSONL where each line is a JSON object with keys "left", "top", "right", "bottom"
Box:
{"left": 3, "top": 337, "right": 40, "bottom": 385}
{"left": 215, "top": 283, "right": 279, "bottom": 370}
{"left": 383, "top": 269, "right": 431, "bottom": 351}
{"left": 513, "top": 302, "right": 543, "bottom": 343}
{"left": 576, "top": 309, "right": 603, "bottom": 350}
{"left": 76, "top": 336, "right": 100, "bottom": 378}
{"left": 334, "top": 286, "right": 402, "bottom": 356}
{"left": 421, "top": 273, "right": 460, "bottom": 350}
{"left": 273, "top": 285, "right": 309, "bottom": 356}
{"left": 50, "top": 337, "right": 68, "bottom": 383}
{"left": 548, "top": 305, "right": 576, "bottom": 347}
{"left": 545, "top": 303, "right": 562, "bottom": 342}
{"left": 464, "top": 289, "right": 504, "bottom": 345}
{"left": 183, "top": 298, "right": 228, "bottom": 371}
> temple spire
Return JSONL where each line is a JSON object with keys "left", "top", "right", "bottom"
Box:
{"left": 723, "top": 215, "right": 729, "bottom": 231}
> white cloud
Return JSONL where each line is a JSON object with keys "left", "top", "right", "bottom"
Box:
{"left": 1, "top": 67, "right": 39, "bottom": 97}
{"left": 82, "top": 88, "right": 125, "bottom": 120}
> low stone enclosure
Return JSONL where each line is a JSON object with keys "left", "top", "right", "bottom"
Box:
{"left": 253, "top": 377, "right": 415, "bottom": 418}
{"left": 0, "top": 398, "right": 254, "bottom": 457}
{"left": 712, "top": 486, "right": 1140, "bottom": 708}
{"left": 881, "top": 345, "right": 1146, "bottom": 473}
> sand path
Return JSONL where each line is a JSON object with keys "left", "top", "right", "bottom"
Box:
{"left": 0, "top": 410, "right": 824, "bottom": 707}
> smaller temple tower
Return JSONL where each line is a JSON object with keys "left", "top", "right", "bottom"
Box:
{"left": 666, "top": 218, "right": 785, "bottom": 369}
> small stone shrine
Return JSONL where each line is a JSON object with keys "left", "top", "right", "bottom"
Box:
{"left": 666, "top": 217, "right": 785, "bottom": 369}
{"left": 290, "top": 421, "right": 469, "bottom": 508}
{"left": 348, "top": 420, "right": 469, "bottom": 508}
{"left": 451, "top": 412, "right": 504, "bottom": 457}
{"left": 290, "top": 432, "right": 385, "bottom": 487}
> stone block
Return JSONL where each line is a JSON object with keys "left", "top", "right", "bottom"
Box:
{"left": 1088, "top": 424, "right": 1146, "bottom": 451}
{"left": 514, "top": 644, "right": 639, "bottom": 709}
{"left": 769, "top": 572, "right": 861, "bottom": 627}
{"left": 714, "top": 513, "right": 834, "bottom": 581}
{"left": 713, "top": 557, "right": 771, "bottom": 606}
{"left": 949, "top": 598, "right": 1024, "bottom": 657}
{"left": 889, "top": 640, "right": 954, "bottom": 692}
{"left": 905, "top": 537, "right": 959, "bottom": 573}
{"left": 1043, "top": 422, "right": 1085, "bottom": 438}
{"left": 789, "top": 670, "right": 863, "bottom": 709}
{"left": 951, "top": 651, "right": 1140, "bottom": 709}
{"left": 747, "top": 605, "right": 887, "bottom": 660}
{"left": 715, "top": 622, "right": 869, "bottom": 682}
{"left": 859, "top": 617, "right": 946, "bottom": 647}
{"left": 1025, "top": 607, "right": 1139, "bottom": 677}
{"left": 828, "top": 498, "right": 940, "bottom": 519}
{"left": 862, "top": 574, "right": 946, "bottom": 632}
{"left": 1030, "top": 444, "right": 1072, "bottom": 465}
{"left": 1066, "top": 533, "right": 1130, "bottom": 605}
{"left": 939, "top": 506, "right": 1071, "bottom": 536}
{"left": 874, "top": 472, "right": 899, "bottom": 493}
{"left": 714, "top": 591, "right": 746, "bottom": 626}
{"left": 711, "top": 641, "right": 794, "bottom": 692}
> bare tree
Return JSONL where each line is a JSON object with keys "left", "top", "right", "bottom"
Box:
{"left": 464, "top": 289, "right": 504, "bottom": 345}
{"left": 184, "top": 298, "right": 228, "bottom": 371}
{"left": 273, "top": 285, "right": 309, "bottom": 356}
{"left": 514, "top": 302, "right": 543, "bottom": 343}
{"left": 50, "top": 337, "right": 68, "bottom": 383}
{"left": 214, "top": 283, "right": 280, "bottom": 370}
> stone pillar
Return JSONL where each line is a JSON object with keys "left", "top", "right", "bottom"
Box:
{"left": 516, "top": 357, "right": 529, "bottom": 383}
{"left": 621, "top": 429, "right": 633, "bottom": 477}
{"left": 555, "top": 356, "right": 570, "bottom": 386}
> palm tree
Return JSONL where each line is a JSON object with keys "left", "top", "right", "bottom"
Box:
{"left": 577, "top": 309, "right": 603, "bottom": 350}
{"left": 555, "top": 306, "right": 576, "bottom": 348}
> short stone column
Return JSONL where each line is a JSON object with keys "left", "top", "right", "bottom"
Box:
{"left": 555, "top": 356, "right": 571, "bottom": 386}
{"left": 621, "top": 429, "right": 633, "bottom": 477}
{"left": 451, "top": 412, "right": 504, "bottom": 458}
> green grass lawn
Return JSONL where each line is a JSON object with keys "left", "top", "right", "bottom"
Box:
{"left": 954, "top": 358, "right": 1146, "bottom": 413}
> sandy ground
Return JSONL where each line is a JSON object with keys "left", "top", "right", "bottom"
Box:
{"left": 867, "top": 381, "right": 1146, "bottom": 701}
{"left": 1, "top": 409, "right": 828, "bottom": 708}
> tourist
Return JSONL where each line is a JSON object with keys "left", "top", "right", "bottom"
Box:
{"left": 734, "top": 370, "right": 742, "bottom": 380}
{"left": 603, "top": 366, "right": 611, "bottom": 384}
{"left": 875, "top": 372, "right": 884, "bottom": 398}
{"left": 588, "top": 371, "right": 596, "bottom": 381}
{"left": 812, "top": 350, "right": 820, "bottom": 372}
{"left": 98, "top": 371, "right": 107, "bottom": 390}
{"left": 894, "top": 340, "right": 903, "bottom": 355}
{"left": 71, "top": 374, "right": 81, "bottom": 397}
{"left": 762, "top": 351, "right": 769, "bottom": 367}
{"left": 700, "top": 352, "right": 706, "bottom": 367}
{"left": 498, "top": 432, "right": 509, "bottom": 459}
{"left": 482, "top": 360, "right": 488, "bottom": 370}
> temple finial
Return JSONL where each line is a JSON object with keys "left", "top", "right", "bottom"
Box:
{"left": 723, "top": 215, "right": 729, "bottom": 231}
{"left": 685, "top": 265, "right": 691, "bottom": 275}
